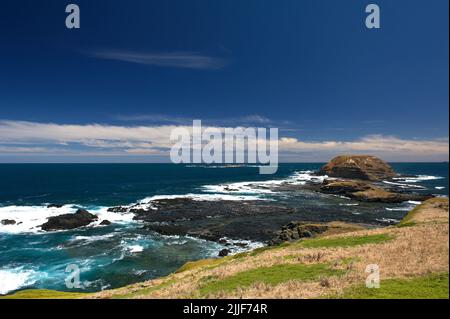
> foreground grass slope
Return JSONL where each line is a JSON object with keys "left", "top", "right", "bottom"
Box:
{"left": 3, "top": 198, "right": 449, "bottom": 299}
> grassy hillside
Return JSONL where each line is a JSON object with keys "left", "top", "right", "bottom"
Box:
{"left": 3, "top": 198, "right": 449, "bottom": 299}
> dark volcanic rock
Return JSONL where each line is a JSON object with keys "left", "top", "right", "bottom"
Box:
{"left": 41, "top": 209, "right": 98, "bottom": 231}
{"left": 321, "top": 180, "right": 372, "bottom": 194}
{"left": 1, "top": 219, "right": 16, "bottom": 225}
{"left": 107, "top": 206, "right": 129, "bottom": 213}
{"left": 100, "top": 220, "right": 112, "bottom": 226}
{"left": 320, "top": 180, "right": 433, "bottom": 203}
{"left": 218, "top": 249, "right": 231, "bottom": 257}
{"left": 319, "top": 155, "right": 397, "bottom": 181}
{"left": 108, "top": 198, "right": 312, "bottom": 242}
{"left": 269, "top": 222, "right": 329, "bottom": 245}
{"left": 47, "top": 204, "right": 64, "bottom": 208}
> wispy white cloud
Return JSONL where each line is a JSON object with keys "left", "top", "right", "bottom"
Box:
{"left": 87, "top": 50, "right": 227, "bottom": 70}
{"left": 278, "top": 135, "right": 449, "bottom": 161}
{"left": 0, "top": 120, "right": 448, "bottom": 162}
{"left": 113, "top": 114, "right": 273, "bottom": 126}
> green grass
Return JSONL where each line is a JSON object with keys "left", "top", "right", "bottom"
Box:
{"left": 396, "top": 221, "right": 416, "bottom": 228}
{"left": 298, "top": 234, "right": 393, "bottom": 249}
{"left": 175, "top": 258, "right": 227, "bottom": 273}
{"left": 0, "top": 289, "right": 87, "bottom": 299}
{"left": 397, "top": 204, "right": 422, "bottom": 227}
{"left": 198, "top": 263, "right": 343, "bottom": 296}
{"left": 337, "top": 273, "right": 449, "bottom": 299}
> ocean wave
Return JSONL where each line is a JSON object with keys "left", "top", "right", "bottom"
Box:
{"left": 385, "top": 200, "right": 421, "bottom": 212}
{"left": 0, "top": 267, "right": 37, "bottom": 295}
{"left": 376, "top": 218, "right": 400, "bottom": 224}
{"left": 0, "top": 205, "right": 135, "bottom": 234}
{"left": 201, "top": 170, "right": 328, "bottom": 196}
{"left": 290, "top": 171, "right": 329, "bottom": 184}
{"left": 392, "top": 175, "right": 444, "bottom": 183}
{"left": 381, "top": 174, "right": 445, "bottom": 191}
{"left": 202, "top": 181, "right": 281, "bottom": 195}
{"left": 385, "top": 207, "right": 412, "bottom": 212}
{"left": 382, "top": 181, "right": 427, "bottom": 189}
{"left": 69, "top": 233, "right": 116, "bottom": 243}
{"left": 137, "top": 193, "right": 267, "bottom": 208}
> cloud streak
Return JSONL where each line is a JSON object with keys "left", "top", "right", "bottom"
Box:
{"left": 88, "top": 50, "right": 227, "bottom": 70}
{"left": 113, "top": 114, "right": 273, "bottom": 126}
{"left": 0, "top": 120, "right": 448, "bottom": 162}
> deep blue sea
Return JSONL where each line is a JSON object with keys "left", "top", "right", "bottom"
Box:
{"left": 0, "top": 163, "right": 448, "bottom": 295}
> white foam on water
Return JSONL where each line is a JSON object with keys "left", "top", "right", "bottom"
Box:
{"left": 70, "top": 233, "right": 116, "bottom": 243}
{"left": 0, "top": 205, "right": 135, "bottom": 234}
{"left": 202, "top": 181, "right": 281, "bottom": 195}
{"left": 0, "top": 205, "right": 76, "bottom": 234}
{"left": 385, "top": 207, "right": 412, "bottom": 212}
{"left": 139, "top": 193, "right": 267, "bottom": 206}
{"left": 385, "top": 200, "right": 420, "bottom": 212}
{"left": 376, "top": 218, "right": 400, "bottom": 224}
{"left": 339, "top": 203, "right": 359, "bottom": 206}
{"left": 89, "top": 206, "right": 135, "bottom": 225}
{"left": 392, "top": 175, "right": 444, "bottom": 183}
{"left": 435, "top": 186, "right": 446, "bottom": 190}
{"left": 128, "top": 245, "right": 144, "bottom": 253}
{"left": 290, "top": 171, "right": 329, "bottom": 184}
{"left": 201, "top": 170, "right": 328, "bottom": 196}
{"left": 382, "top": 181, "right": 427, "bottom": 189}
{"left": 0, "top": 267, "right": 37, "bottom": 295}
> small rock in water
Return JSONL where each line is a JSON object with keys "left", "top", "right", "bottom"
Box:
{"left": 1, "top": 219, "right": 16, "bottom": 225}
{"left": 41, "top": 209, "right": 98, "bottom": 231}
{"left": 47, "top": 204, "right": 64, "bottom": 208}
{"left": 100, "top": 220, "right": 112, "bottom": 226}
{"left": 218, "top": 249, "right": 231, "bottom": 257}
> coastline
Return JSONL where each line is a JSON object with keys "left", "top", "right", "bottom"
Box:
{"left": 3, "top": 197, "right": 448, "bottom": 299}
{"left": 0, "top": 159, "right": 448, "bottom": 296}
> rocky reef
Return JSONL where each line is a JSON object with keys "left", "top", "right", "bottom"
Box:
{"left": 320, "top": 179, "right": 432, "bottom": 203}
{"left": 103, "top": 155, "right": 435, "bottom": 245}
{"left": 110, "top": 198, "right": 299, "bottom": 242}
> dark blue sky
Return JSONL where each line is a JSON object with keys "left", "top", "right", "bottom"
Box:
{"left": 0, "top": 0, "right": 448, "bottom": 162}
